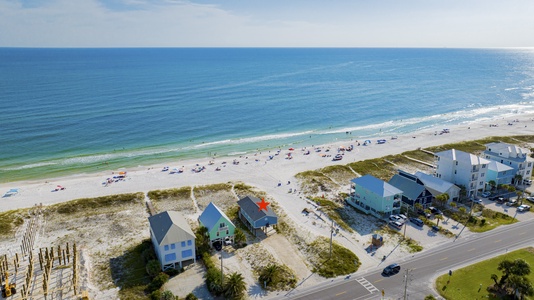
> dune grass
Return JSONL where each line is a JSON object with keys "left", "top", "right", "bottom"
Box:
{"left": 46, "top": 192, "right": 144, "bottom": 216}
{"left": 309, "top": 237, "right": 360, "bottom": 278}
{"left": 0, "top": 209, "right": 27, "bottom": 237}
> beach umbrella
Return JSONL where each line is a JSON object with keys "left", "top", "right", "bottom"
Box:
{"left": 288, "top": 148, "right": 294, "bottom": 151}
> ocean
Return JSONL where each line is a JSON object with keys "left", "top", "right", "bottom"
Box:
{"left": 1, "top": 48, "right": 534, "bottom": 182}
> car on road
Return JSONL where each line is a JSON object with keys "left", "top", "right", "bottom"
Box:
{"left": 481, "top": 192, "right": 491, "bottom": 198}
{"left": 389, "top": 221, "right": 403, "bottom": 230}
{"left": 409, "top": 217, "right": 424, "bottom": 227}
{"left": 518, "top": 204, "right": 531, "bottom": 212}
{"left": 506, "top": 199, "right": 518, "bottom": 206}
{"left": 382, "top": 263, "right": 401, "bottom": 276}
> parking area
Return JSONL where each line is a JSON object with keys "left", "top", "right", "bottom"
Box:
{"left": 479, "top": 196, "right": 533, "bottom": 222}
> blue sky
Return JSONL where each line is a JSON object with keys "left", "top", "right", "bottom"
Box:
{"left": 1, "top": 0, "right": 534, "bottom": 47}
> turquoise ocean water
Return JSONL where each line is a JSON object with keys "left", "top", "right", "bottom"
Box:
{"left": 1, "top": 48, "right": 534, "bottom": 182}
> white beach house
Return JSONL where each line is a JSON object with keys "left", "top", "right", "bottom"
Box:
{"left": 148, "top": 211, "right": 196, "bottom": 271}
{"left": 434, "top": 149, "right": 489, "bottom": 197}
{"left": 483, "top": 142, "right": 533, "bottom": 183}
{"left": 414, "top": 171, "right": 461, "bottom": 202}
{"left": 348, "top": 174, "right": 403, "bottom": 219}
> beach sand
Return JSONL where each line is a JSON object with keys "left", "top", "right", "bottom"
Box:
{"left": 1, "top": 114, "right": 534, "bottom": 299}
{"left": 2, "top": 115, "right": 533, "bottom": 213}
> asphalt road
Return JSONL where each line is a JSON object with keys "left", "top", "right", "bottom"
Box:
{"left": 275, "top": 218, "right": 534, "bottom": 300}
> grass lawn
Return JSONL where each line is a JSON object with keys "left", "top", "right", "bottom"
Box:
{"left": 436, "top": 247, "right": 534, "bottom": 300}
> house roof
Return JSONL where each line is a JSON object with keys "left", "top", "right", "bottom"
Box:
{"left": 435, "top": 149, "right": 490, "bottom": 165}
{"left": 237, "top": 195, "right": 278, "bottom": 221}
{"left": 351, "top": 174, "right": 402, "bottom": 197}
{"left": 388, "top": 174, "right": 425, "bottom": 200}
{"left": 487, "top": 161, "right": 514, "bottom": 172}
{"left": 485, "top": 142, "right": 531, "bottom": 158}
{"left": 148, "top": 211, "right": 195, "bottom": 246}
{"left": 198, "top": 202, "right": 235, "bottom": 231}
{"left": 414, "top": 172, "right": 459, "bottom": 194}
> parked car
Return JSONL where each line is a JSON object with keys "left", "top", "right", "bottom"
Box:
{"left": 506, "top": 199, "right": 518, "bottom": 206}
{"left": 524, "top": 179, "right": 532, "bottom": 185}
{"left": 488, "top": 195, "right": 499, "bottom": 201}
{"left": 470, "top": 197, "right": 483, "bottom": 204}
{"left": 397, "top": 214, "right": 408, "bottom": 222}
{"left": 429, "top": 207, "right": 443, "bottom": 215}
{"left": 431, "top": 225, "right": 440, "bottom": 232}
{"left": 332, "top": 154, "right": 343, "bottom": 161}
{"left": 409, "top": 217, "right": 424, "bottom": 227}
{"left": 518, "top": 204, "right": 531, "bottom": 212}
{"left": 382, "top": 263, "right": 401, "bottom": 276}
{"left": 417, "top": 209, "right": 432, "bottom": 218}
{"left": 526, "top": 196, "right": 534, "bottom": 203}
{"left": 388, "top": 221, "right": 403, "bottom": 230}
{"left": 481, "top": 192, "right": 491, "bottom": 198}
{"left": 389, "top": 215, "right": 402, "bottom": 222}
{"left": 496, "top": 197, "right": 506, "bottom": 204}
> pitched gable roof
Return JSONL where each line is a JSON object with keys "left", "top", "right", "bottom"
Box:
{"left": 436, "top": 149, "right": 490, "bottom": 165}
{"left": 351, "top": 174, "right": 402, "bottom": 197}
{"left": 487, "top": 161, "right": 514, "bottom": 172}
{"left": 198, "top": 202, "right": 235, "bottom": 231}
{"left": 148, "top": 211, "right": 194, "bottom": 245}
{"left": 388, "top": 174, "right": 425, "bottom": 200}
{"left": 237, "top": 195, "right": 277, "bottom": 222}
{"left": 414, "top": 172, "right": 459, "bottom": 195}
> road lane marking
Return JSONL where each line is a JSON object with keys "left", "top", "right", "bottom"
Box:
{"left": 440, "top": 257, "right": 448, "bottom": 261}
{"left": 374, "top": 279, "right": 384, "bottom": 283}
{"left": 335, "top": 291, "right": 347, "bottom": 296}
{"left": 494, "top": 239, "right": 502, "bottom": 243}
{"left": 468, "top": 248, "right": 475, "bottom": 252}
{"left": 356, "top": 277, "right": 380, "bottom": 293}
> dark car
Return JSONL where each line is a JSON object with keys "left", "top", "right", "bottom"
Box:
{"left": 429, "top": 207, "right": 443, "bottom": 215}
{"left": 382, "top": 263, "right": 401, "bottom": 276}
{"left": 417, "top": 209, "right": 432, "bottom": 218}
{"left": 488, "top": 195, "right": 499, "bottom": 201}
{"left": 213, "top": 241, "right": 222, "bottom": 251}
{"left": 431, "top": 225, "right": 440, "bottom": 232}
{"left": 409, "top": 217, "right": 424, "bottom": 227}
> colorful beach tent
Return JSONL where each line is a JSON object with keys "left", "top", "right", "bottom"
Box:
{"left": 3, "top": 188, "right": 19, "bottom": 198}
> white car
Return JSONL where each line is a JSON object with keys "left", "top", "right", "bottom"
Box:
{"left": 518, "top": 204, "right": 531, "bottom": 212}
{"left": 397, "top": 214, "right": 408, "bottom": 222}
{"left": 389, "top": 215, "right": 402, "bottom": 222}
{"left": 481, "top": 192, "right": 491, "bottom": 198}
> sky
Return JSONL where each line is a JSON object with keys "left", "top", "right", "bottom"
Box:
{"left": 1, "top": 0, "right": 534, "bottom": 48}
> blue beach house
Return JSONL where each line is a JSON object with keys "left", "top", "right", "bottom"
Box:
{"left": 148, "top": 211, "right": 196, "bottom": 271}
{"left": 198, "top": 202, "right": 236, "bottom": 247}
{"left": 348, "top": 174, "right": 403, "bottom": 219}
{"left": 388, "top": 170, "right": 433, "bottom": 209}
{"left": 486, "top": 161, "right": 515, "bottom": 187}
{"left": 237, "top": 195, "right": 278, "bottom": 236}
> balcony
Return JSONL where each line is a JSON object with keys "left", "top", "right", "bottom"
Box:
{"left": 218, "top": 226, "right": 228, "bottom": 232}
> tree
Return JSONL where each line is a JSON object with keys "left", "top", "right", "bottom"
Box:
{"left": 435, "top": 193, "right": 449, "bottom": 208}
{"left": 414, "top": 202, "right": 423, "bottom": 213}
{"left": 234, "top": 228, "right": 246, "bottom": 247}
{"left": 146, "top": 260, "right": 161, "bottom": 278}
{"left": 491, "top": 273, "right": 499, "bottom": 285}
{"left": 514, "top": 174, "right": 523, "bottom": 186}
{"left": 435, "top": 214, "right": 444, "bottom": 226}
{"left": 450, "top": 202, "right": 457, "bottom": 210}
{"left": 424, "top": 295, "right": 436, "bottom": 300}
{"left": 195, "top": 226, "right": 210, "bottom": 254}
{"left": 493, "top": 258, "right": 532, "bottom": 295}
{"left": 161, "top": 290, "right": 175, "bottom": 300}
{"left": 224, "top": 272, "right": 247, "bottom": 300}
{"left": 488, "top": 180, "right": 496, "bottom": 191}
{"left": 259, "top": 264, "right": 280, "bottom": 288}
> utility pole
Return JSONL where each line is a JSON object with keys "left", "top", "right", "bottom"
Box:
{"left": 403, "top": 221, "right": 407, "bottom": 238}
{"left": 329, "top": 220, "right": 334, "bottom": 259}
{"left": 220, "top": 252, "right": 224, "bottom": 285}
{"left": 403, "top": 268, "right": 410, "bottom": 300}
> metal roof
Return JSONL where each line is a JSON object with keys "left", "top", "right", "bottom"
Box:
{"left": 487, "top": 160, "right": 514, "bottom": 172}
{"left": 148, "top": 210, "right": 195, "bottom": 246}
{"left": 351, "top": 174, "right": 402, "bottom": 197}
{"left": 198, "top": 202, "right": 234, "bottom": 231}
{"left": 435, "top": 149, "right": 490, "bottom": 165}
{"left": 388, "top": 174, "right": 426, "bottom": 200}
{"left": 237, "top": 195, "right": 278, "bottom": 221}
{"left": 414, "top": 172, "right": 459, "bottom": 194}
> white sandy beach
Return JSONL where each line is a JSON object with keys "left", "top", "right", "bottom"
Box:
{"left": 2, "top": 114, "right": 533, "bottom": 213}
{"left": 2, "top": 113, "right": 534, "bottom": 299}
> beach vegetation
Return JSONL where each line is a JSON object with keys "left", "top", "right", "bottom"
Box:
{"left": 0, "top": 209, "right": 26, "bottom": 237}
{"left": 148, "top": 186, "right": 191, "bottom": 201}
{"left": 233, "top": 182, "right": 267, "bottom": 199}
{"left": 319, "top": 165, "right": 356, "bottom": 185}
{"left": 402, "top": 238, "right": 424, "bottom": 253}
{"left": 113, "top": 239, "right": 155, "bottom": 300}
{"left": 258, "top": 263, "right": 298, "bottom": 291}
{"left": 436, "top": 248, "right": 534, "bottom": 300}
{"left": 308, "top": 237, "right": 360, "bottom": 278}
{"left": 47, "top": 192, "right": 144, "bottom": 215}
{"left": 347, "top": 157, "right": 397, "bottom": 181}
{"left": 295, "top": 170, "right": 337, "bottom": 195}
{"left": 224, "top": 272, "right": 247, "bottom": 300}
{"left": 193, "top": 183, "right": 235, "bottom": 211}
{"left": 312, "top": 197, "right": 353, "bottom": 232}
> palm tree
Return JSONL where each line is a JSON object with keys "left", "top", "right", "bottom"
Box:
{"left": 435, "top": 193, "right": 449, "bottom": 208}
{"left": 224, "top": 272, "right": 247, "bottom": 300}
{"left": 515, "top": 174, "right": 523, "bottom": 186}
{"left": 234, "top": 228, "right": 246, "bottom": 247}
{"left": 488, "top": 180, "right": 496, "bottom": 191}
{"left": 259, "top": 264, "right": 280, "bottom": 288}
{"left": 450, "top": 202, "right": 457, "bottom": 210}
{"left": 435, "top": 214, "right": 444, "bottom": 226}
{"left": 161, "top": 290, "right": 175, "bottom": 300}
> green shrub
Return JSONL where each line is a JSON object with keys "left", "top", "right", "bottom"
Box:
{"left": 480, "top": 218, "right": 486, "bottom": 226}
{"left": 147, "top": 273, "right": 170, "bottom": 293}
{"left": 186, "top": 293, "right": 198, "bottom": 300}
{"left": 164, "top": 268, "right": 180, "bottom": 277}
{"left": 149, "top": 290, "right": 162, "bottom": 300}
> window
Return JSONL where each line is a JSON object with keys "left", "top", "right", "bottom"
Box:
{"left": 479, "top": 181, "right": 483, "bottom": 186}
{"left": 455, "top": 161, "right": 458, "bottom": 165}
{"left": 181, "top": 241, "right": 186, "bottom": 247}
{"left": 226, "top": 230, "right": 229, "bottom": 235}
{"left": 220, "top": 222, "right": 226, "bottom": 228}
{"left": 454, "top": 170, "right": 457, "bottom": 174}
{"left": 217, "top": 232, "right": 219, "bottom": 237}
{"left": 187, "top": 240, "right": 192, "bottom": 246}
{"left": 182, "top": 249, "right": 193, "bottom": 258}
{"left": 171, "top": 243, "right": 176, "bottom": 250}
{"left": 481, "top": 173, "right": 484, "bottom": 178}
{"left": 164, "top": 245, "right": 169, "bottom": 251}
{"left": 165, "top": 253, "right": 176, "bottom": 262}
